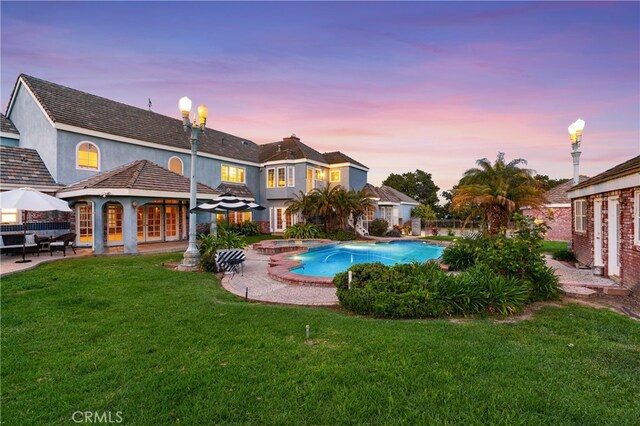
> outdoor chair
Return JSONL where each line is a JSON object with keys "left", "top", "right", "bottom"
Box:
{"left": 462, "top": 231, "right": 483, "bottom": 240}
{"left": 50, "top": 233, "right": 77, "bottom": 256}
{"left": 215, "top": 249, "right": 246, "bottom": 278}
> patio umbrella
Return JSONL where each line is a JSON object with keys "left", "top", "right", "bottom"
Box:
{"left": 0, "top": 187, "right": 72, "bottom": 263}
{"left": 191, "top": 192, "right": 265, "bottom": 225}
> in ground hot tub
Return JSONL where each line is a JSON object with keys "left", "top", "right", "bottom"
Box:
{"left": 253, "top": 239, "right": 333, "bottom": 255}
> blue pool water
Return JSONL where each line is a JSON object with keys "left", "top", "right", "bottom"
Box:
{"left": 290, "top": 241, "right": 444, "bottom": 277}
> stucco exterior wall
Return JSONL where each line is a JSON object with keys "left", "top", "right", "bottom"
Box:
{"left": 348, "top": 167, "right": 367, "bottom": 191}
{"left": 7, "top": 85, "right": 58, "bottom": 179}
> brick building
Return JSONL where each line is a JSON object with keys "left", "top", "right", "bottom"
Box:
{"left": 567, "top": 156, "right": 640, "bottom": 298}
{"left": 522, "top": 176, "right": 588, "bottom": 241}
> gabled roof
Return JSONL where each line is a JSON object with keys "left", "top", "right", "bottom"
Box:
{"left": 216, "top": 182, "right": 254, "bottom": 199}
{"left": 259, "top": 136, "right": 327, "bottom": 163}
{"left": 570, "top": 156, "right": 640, "bottom": 191}
{"left": 545, "top": 176, "right": 589, "bottom": 204}
{"left": 0, "top": 114, "right": 19, "bottom": 135}
{"left": 0, "top": 146, "right": 58, "bottom": 190}
{"left": 58, "top": 160, "right": 219, "bottom": 196}
{"left": 363, "top": 183, "right": 419, "bottom": 204}
{"left": 9, "top": 75, "right": 259, "bottom": 163}
{"left": 323, "top": 151, "right": 368, "bottom": 169}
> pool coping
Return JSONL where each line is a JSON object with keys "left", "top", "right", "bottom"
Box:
{"left": 267, "top": 239, "right": 448, "bottom": 287}
{"left": 253, "top": 238, "right": 334, "bottom": 255}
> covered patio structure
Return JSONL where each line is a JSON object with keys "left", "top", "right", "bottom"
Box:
{"left": 57, "top": 160, "right": 219, "bottom": 254}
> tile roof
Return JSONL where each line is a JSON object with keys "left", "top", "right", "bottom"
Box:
{"left": 0, "top": 146, "right": 58, "bottom": 189}
{"left": 545, "top": 176, "right": 589, "bottom": 204}
{"left": 259, "top": 136, "right": 327, "bottom": 163}
{"left": 15, "top": 75, "right": 259, "bottom": 163}
{"left": 58, "top": 160, "right": 219, "bottom": 196}
{"left": 0, "top": 114, "right": 19, "bottom": 135}
{"left": 363, "top": 183, "right": 418, "bottom": 204}
{"left": 216, "top": 182, "right": 255, "bottom": 199}
{"left": 570, "top": 156, "right": 640, "bottom": 191}
{"left": 323, "top": 151, "right": 368, "bottom": 169}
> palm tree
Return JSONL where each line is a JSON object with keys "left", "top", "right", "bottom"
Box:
{"left": 332, "top": 187, "right": 353, "bottom": 229}
{"left": 349, "top": 188, "right": 375, "bottom": 227}
{"left": 312, "top": 184, "right": 341, "bottom": 231}
{"left": 285, "top": 191, "right": 319, "bottom": 223}
{"left": 452, "top": 152, "right": 546, "bottom": 233}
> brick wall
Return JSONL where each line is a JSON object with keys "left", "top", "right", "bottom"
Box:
{"left": 572, "top": 186, "right": 640, "bottom": 298}
{"left": 522, "top": 206, "right": 572, "bottom": 241}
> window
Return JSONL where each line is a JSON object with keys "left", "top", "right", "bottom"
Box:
{"left": 222, "top": 164, "right": 245, "bottom": 183}
{"left": 267, "top": 168, "right": 275, "bottom": 188}
{"left": 364, "top": 207, "right": 374, "bottom": 222}
{"left": 574, "top": 200, "right": 586, "bottom": 232}
{"left": 307, "top": 167, "right": 324, "bottom": 193}
{"left": 168, "top": 157, "right": 183, "bottom": 175}
{"left": 287, "top": 166, "right": 295, "bottom": 187}
{"left": 77, "top": 142, "right": 99, "bottom": 170}
{"left": 277, "top": 167, "right": 286, "bottom": 187}
{"left": 635, "top": 191, "right": 640, "bottom": 245}
{"left": 107, "top": 204, "right": 123, "bottom": 242}
{"left": 216, "top": 211, "right": 251, "bottom": 224}
{"left": 1, "top": 208, "right": 19, "bottom": 224}
{"left": 330, "top": 170, "right": 341, "bottom": 183}
{"left": 77, "top": 204, "right": 93, "bottom": 244}
{"left": 307, "top": 168, "right": 313, "bottom": 193}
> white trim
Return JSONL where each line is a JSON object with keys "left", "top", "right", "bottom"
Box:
{"left": 7, "top": 77, "right": 56, "bottom": 127}
{"left": 266, "top": 168, "right": 275, "bottom": 188}
{"left": 545, "top": 203, "right": 571, "bottom": 208}
{"left": 568, "top": 173, "right": 640, "bottom": 198}
{"left": 0, "top": 184, "right": 63, "bottom": 192}
{"left": 56, "top": 123, "right": 260, "bottom": 167}
{"left": 75, "top": 141, "right": 101, "bottom": 171}
{"left": 276, "top": 166, "right": 286, "bottom": 188}
{"left": 400, "top": 201, "right": 420, "bottom": 206}
{"left": 573, "top": 199, "right": 587, "bottom": 233}
{"left": 57, "top": 188, "right": 216, "bottom": 200}
{"left": 634, "top": 190, "right": 640, "bottom": 246}
{"left": 328, "top": 162, "right": 369, "bottom": 172}
{"left": 0, "top": 131, "right": 19, "bottom": 140}
{"left": 287, "top": 166, "right": 295, "bottom": 187}
{"left": 168, "top": 156, "right": 183, "bottom": 175}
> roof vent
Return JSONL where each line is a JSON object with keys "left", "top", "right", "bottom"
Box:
{"left": 277, "top": 144, "right": 281, "bottom": 152}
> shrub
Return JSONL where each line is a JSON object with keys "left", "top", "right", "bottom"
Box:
{"left": 327, "top": 229, "right": 356, "bottom": 241}
{"left": 229, "top": 221, "right": 261, "bottom": 236}
{"left": 447, "top": 228, "right": 455, "bottom": 237}
{"left": 385, "top": 229, "right": 402, "bottom": 238}
{"left": 369, "top": 219, "right": 389, "bottom": 236}
{"left": 284, "top": 223, "right": 323, "bottom": 239}
{"left": 552, "top": 249, "right": 576, "bottom": 262}
{"left": 197, "top": 229, "right": 246, "bottom": 272}
{"left": 334, "top": 261, "right": 528, "bottom": 318}
{"left": 441, "top": 236, "right": 486, "bottom": 271}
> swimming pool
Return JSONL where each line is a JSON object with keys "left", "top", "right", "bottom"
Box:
{"left": 290, "top": 241, "right": 445, "bottom": 277}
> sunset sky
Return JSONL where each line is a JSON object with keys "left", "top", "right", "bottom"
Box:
{"left": 1, "top": 1, "right": 638, "bottom": 195}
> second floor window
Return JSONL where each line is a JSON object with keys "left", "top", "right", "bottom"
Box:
{"left": 277, "top": 167, "right": 286, "bottom": 187}
{"left": 267, "top": 169, "right": 275, "bottom": 188}
{"left": 168, "top": 157, "right": 183, "bottom": 175}
{"left": 222, "top": 165, "right": 245, "bottom": 183}
{"left": 77, "top": 142, "right": 99, "bottom": 170}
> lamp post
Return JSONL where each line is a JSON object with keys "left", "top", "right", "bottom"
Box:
{"left": 568, "top": 118, "right": 585, "bottom": 185}
{"left": 179, "top": 96, "right": 208, "bottom": 268}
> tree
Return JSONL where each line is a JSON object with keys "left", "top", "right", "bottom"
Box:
{"left": 534, "top": 174, "right": 570, "bottom": 191}
{"left": 382, "top": 169, "right": 440, "bottom": 210}
{"left": 451, "top": 153, "right": 546, "bottom": 233}
{"left": 411, "top": 204, "right": 437, "bottom": 227}
{"left": 286, "top": 191, "right": 319, "bottom": 223}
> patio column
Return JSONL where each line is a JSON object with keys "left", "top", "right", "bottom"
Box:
{"left": 92, "top": 198, "right": 107, "bottom": 255}
{"left": 122, "top": 199, "right": 138, "bottom": 254}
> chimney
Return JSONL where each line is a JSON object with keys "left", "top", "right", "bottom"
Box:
{"left": 283, "top": 133, "right": 300, "bottom": 143}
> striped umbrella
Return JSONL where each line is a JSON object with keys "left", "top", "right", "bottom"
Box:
{"left": 191, "top": 192, "right": 265, "bottom": 224}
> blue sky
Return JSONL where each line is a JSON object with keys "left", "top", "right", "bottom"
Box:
{"left": 2, "top": 1, "right": 638, "bottom": 191}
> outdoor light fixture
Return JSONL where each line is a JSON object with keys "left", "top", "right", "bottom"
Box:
{"left": 179, "top": 96, "right": 208, "bottom": 268}
{"left": 568, "top": 118, "right": 586, "bottom": 185}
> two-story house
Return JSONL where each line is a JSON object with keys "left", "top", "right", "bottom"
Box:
{"left": 1, "top": 74, "right": 419, "bottom": 254}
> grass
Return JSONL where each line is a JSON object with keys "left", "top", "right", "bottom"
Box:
{"left": 2, "top": 254, "right": 639, "bottom": 425}
{"left": 542, "top": 240, "right": 569, "bottom": 253}
{"left": 422, "top": 235, "right": 457, "bottom": 241}
{"left": 244, "top": 234, "right": 283, "bottom": 244}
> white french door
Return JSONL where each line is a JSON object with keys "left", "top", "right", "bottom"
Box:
{"left": 593, "top": 200, "right": 603, "bottom": 267}
{"left": 165, "top": 206, "right": 179, "bottom": 241}
{"left": 607, "top": 198, "right": 620, "bottom": 276}
{"left": 137, "top": 205, "right": 163, "bottom": 242}
{"left": 271, "top": 207, "right": 296, "bottom": 233}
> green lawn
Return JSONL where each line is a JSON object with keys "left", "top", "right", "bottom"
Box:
{"left": 243, "top": 234, "right": 283, "bottom": 244}
{"left": 542, "top": 240, "right": 570, "bottom": 253}
{"left": 2, "top": 254, "right": 639, "bottom": 425}
{"left": 421, "top": 235, "right": 457, "bottom": 242}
